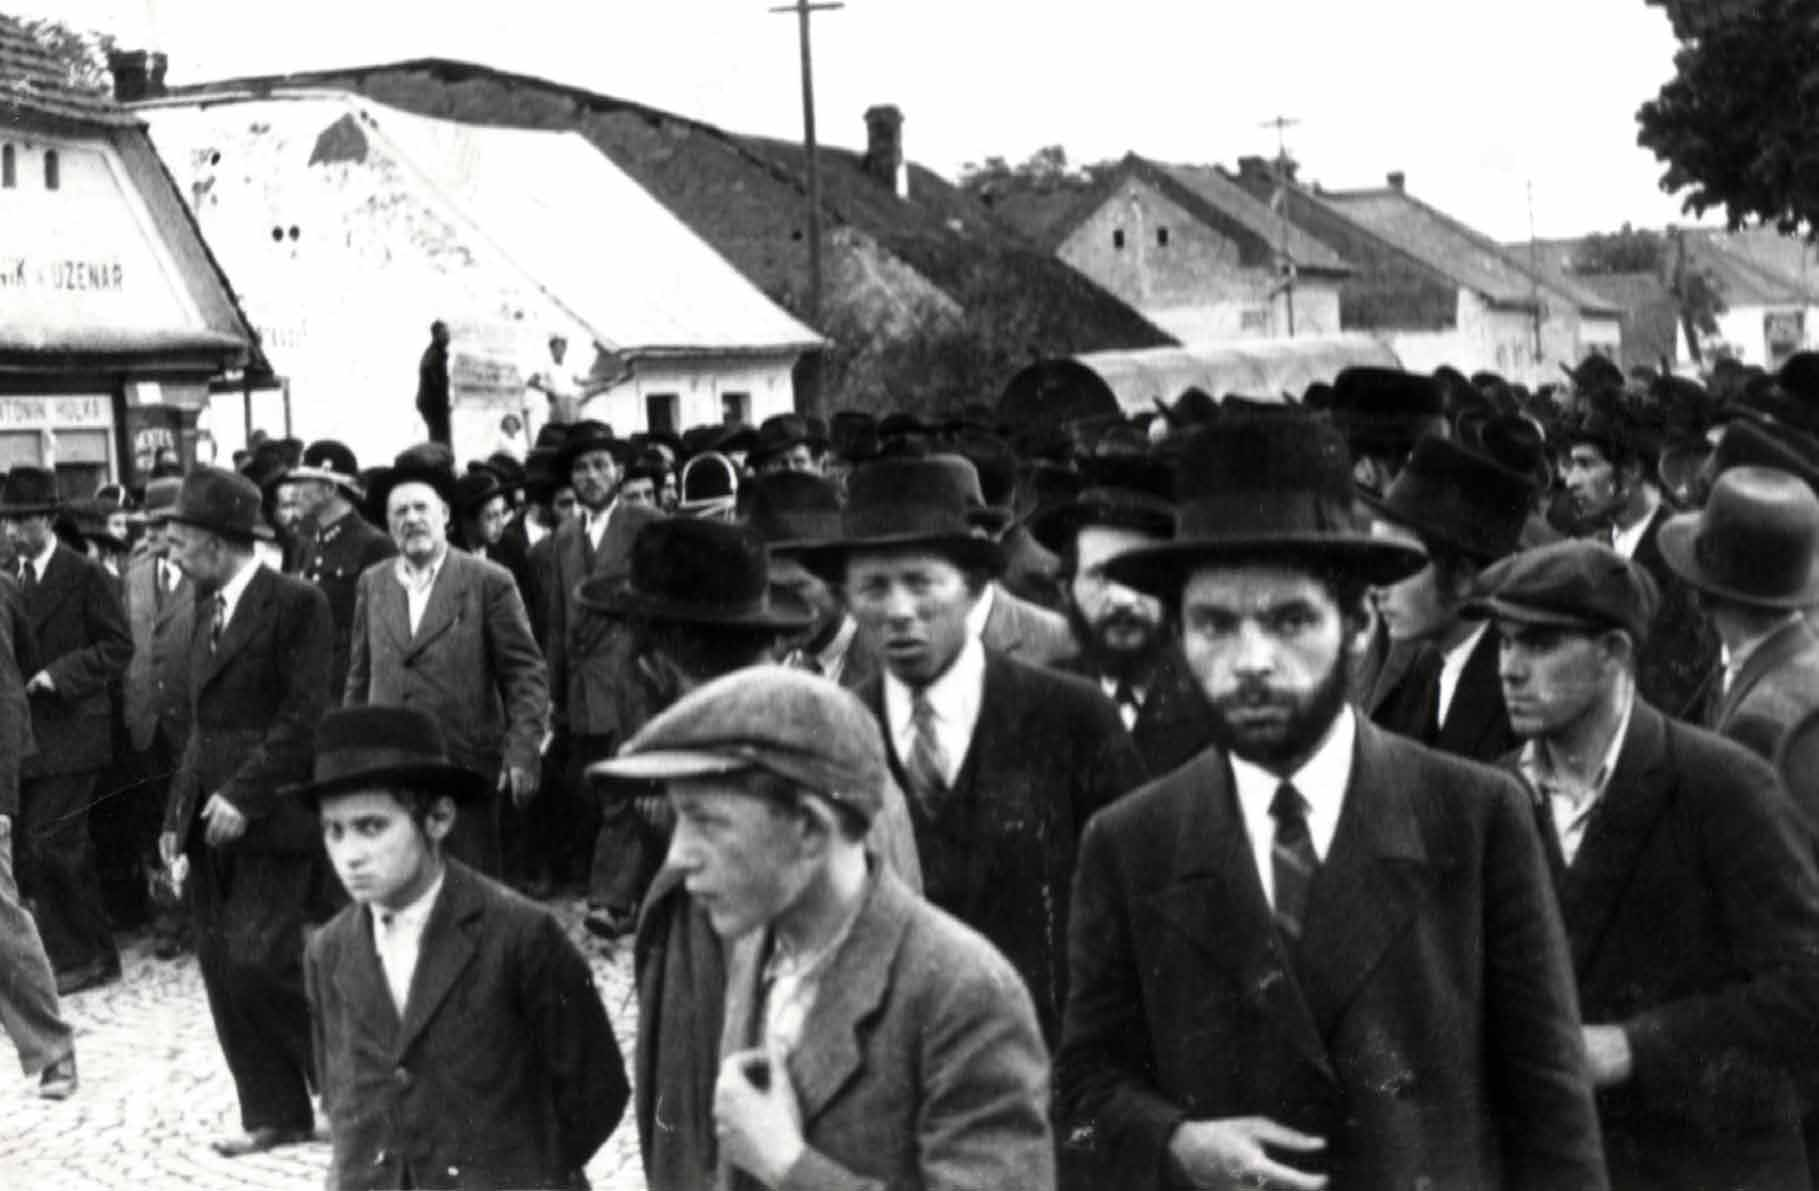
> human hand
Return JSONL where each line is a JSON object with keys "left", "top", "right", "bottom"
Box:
{"left": 1166, "top": 1117, "right": 1327, "bottom": 1190}
{"left": 500, "top": 765, "right": 538, "bottom": 809}
{"left": 158, "top": 831, "right": 181, "bottom": 867}
{"left": 1583, "top": 1024, "right": 1634, "bottom": 1088}
{"left": 714, "top": 1041, "right": 804, "bottom": 1188}
{"left": 201, "top": 794, "right": 247, "bottom": 847}
{"left": 24, "top": 671, "right": 54, "bottom": 696}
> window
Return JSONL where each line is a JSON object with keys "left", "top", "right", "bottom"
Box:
{"left": 1112, "top": 228, "right": 1126, "bottom": 250}
{"left": 721, "top": 392, "right": 751, "bottom": 425}
{"left": 1157, "top": 227, "right": 1170, "bottom": 247}
{"left": 1, "top": 145, "right": 13, "bottom": 189}
{"left": 645, "top": 392, "right": 679, "bottom": 434}
{"left": 43, "top": 150, "right": 58, "bottom": 191}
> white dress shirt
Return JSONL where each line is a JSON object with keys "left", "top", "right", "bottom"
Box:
{"left": 1099, "top": 675, "right": 1148, "bottom": 731}
{"left": 215, "top": 556, "right": 260, "bottom": 633}
{"left": 1609, "top": 491, "right": 1661, "bottom": 561}
{"left": 583, "top": 500, "right": 618, "bottom": 553}
{"left": 1518, "top": 688, "right": 1635, "bottom": 867}
{"left": 371, "top": 867, "right": 446, "bottom": 1016}
{"left": 1436, "top": 622, "right": 1490, "bottom": 728}
{"left": 964, "top": 582, "right": 997, "bottom": 641}
{"left": 1228, "top": 706, "right": 1357, "bottom": 909}
{"left": 22, "top": 535, "right": 55, "bottom": 584}
{"left": 883, "top": 636, "right": 986, "bottom": 787}
{"left": 394, "top": 546, "right": 448, "bottom": 637}
{"left": 814, "top": 616, "right": 859, "bottom": 686}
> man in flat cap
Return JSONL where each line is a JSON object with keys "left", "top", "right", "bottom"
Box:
{"left": 1058, "top": 413, "right": 1604, "bottom": 1191}
{"left": 597, "top": 667, "right": 1054, "bottom": 1191}
{"left": 1481, "top": 539, "right": 1819, "bottom": 1191}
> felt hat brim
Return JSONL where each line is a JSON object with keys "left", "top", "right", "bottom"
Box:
{"left": 281, "top": 466, "right": 366, "bottom": 499}
{"left": 164, "top": 511, "right": 276, "bottom": 543}
{"left": 1656, "top": 515, "right": 1819, "bottom": 609}
{"left": 287, "top": 761, "right": 490, "bottom": 807}
{"left": 587, "top": 749, "right": 753, "bottom": 784}
{"left": 1102, "top": 534, "right": 1426, "bottom": 599}
{"left": 0, "top": 500, "right": 61, "bottom": 517}
{"left": 796, "top": 531, "right": 1005, "bottom": 584}
{"left": 576, "top": 578, "right": 816, "bottom": 631}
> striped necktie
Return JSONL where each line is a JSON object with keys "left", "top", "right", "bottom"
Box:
{"left": 209, "top": 594, "right": 227, "bottom": 653}
{"left": 904, "top": 689, "right": 950, "bottom": 814}
{"left": 1270, "top": 781, "right": 1319, "bottom": 943}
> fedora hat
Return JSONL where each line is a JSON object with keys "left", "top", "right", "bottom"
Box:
{"left": 1361, "top": 434, "right": 1536, "bottom": 563}
{"left": 748, "top": 413, "right": 826, "bottom": 465}
{"left": 741, "top": 471, "right": 842, "bottom": 553}
{"left": 451, "top": 469, "right": 505, "bottom": 516}
{"left": 0, "top": 467, "right": 61, "bottom": 517}
{"left": 368, "top": 445, "right": 458, "bottom": 515}
{"left": 136, "top": 475, "right": 183, "bottom": 525}
{"left": 577, "top": 518, "right": 813, "bottom": 632}
{"left": 555, "top": 420, "right": 626, "bottom": 478}
{"left": 164, "top": 467, "right": 275, "bottom": 542}
{"left": 799, "top": 456, "right": 1005, "bottom": 578}
{"left": 283, "top": 439, "right": 363, "bottom": 497}
{"left": 1563, "top": 353, "right": 1626, "bottom": 396}
{"left": 1027, "top": 454, "right": 1176, "bottom": 555}
{"left": 1104, "top": 412, "right": 1426, "bottom": 598}
{"left": 1330, "top": 368, "right": 1445, "bottom": 454}
{"left": 288, "top": 706, "right": 487, "bottom": 806}
{"left": 1659, "top": 465, "right": 1819, "bottom": 609}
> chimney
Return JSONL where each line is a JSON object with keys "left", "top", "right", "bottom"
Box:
{"left": 1387, "top": 170, "right": 1406, "bottom": 193}
{"left": 863, "top": 105, "right": 907, "bottom": 199}
{"left": 1237, "top": 155, "right": 1274, "bottom": 185}
{"left": 107, "top": 50, "right": 168, "bottom": 103}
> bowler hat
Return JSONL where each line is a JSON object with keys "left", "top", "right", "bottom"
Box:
{"left": 741, "top": 471, "right": 842, "bottom": 553}
{"left": 798, "top": 456, "right": 1005, "bottom": 577}
{"left": 451, "top": 470, "right": 505, "bottom": 516}
{"left": 1563, "top": 353, "right": 1626, "bottom": 396}
{"left": 556, "top": 420, "right": 625, "bottom": 478}
{"left": 283, "top": 439, "right": 363, "bottom": 497}
{"left": 829, "top": 410, "right": 881, "bottom": 463}
{"left": 1658, "top": 466, "right": 1819, "bottom": 609}
{"left": 164, "top": 466, "right": 276, "bottom": 543}
{"left": 1362, "top": 434, "right": 1536, "bottom": 563}
{"left": 748, "top": 413, "right": 826, "bottom": 465}
{"left": 1330, "top": 368, "right": 1445, "bottom": 454}
{"left": 288, "top": 706, "right": 487, "bottom": 807}
{"left": 1103, "top": 412, "right": 1426, "bottom": 597}
{"left": 0, "top": 467, "right": 61, "bottom": 517}
{"left": 1027, "top": 455, "right": 1176, "bottom": 554}
{"left": 589, "top": 666, "right": 885, "bottom": 825}
{"left": 137, "top": 476, "right": 183, "bottom": 524}
{"left": 577, "top": 518, "right": 812, "bottom": 631}
{"left": 367, "top": 445, "right": 458, "bottom": 514}
{"left": 1468, "top": 539, "right": 1659, "bottom": 644}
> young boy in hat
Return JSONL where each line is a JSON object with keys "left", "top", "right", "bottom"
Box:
{"left": 301, "top": 705, "right": 628, "bottom": 1191}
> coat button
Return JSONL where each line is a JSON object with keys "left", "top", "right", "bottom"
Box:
{"left": 392, "top": 1066, "right": 411, "bottom": 1088}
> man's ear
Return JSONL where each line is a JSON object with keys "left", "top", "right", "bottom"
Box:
{"left": 423, "top": 796, "right": 458, "bottom": 844}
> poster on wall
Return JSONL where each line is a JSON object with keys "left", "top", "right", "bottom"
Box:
{"left": 1766, "top": 309, "right": 1807, "bottom": 367}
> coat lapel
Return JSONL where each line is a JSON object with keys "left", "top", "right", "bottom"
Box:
{"left": 403, "top": 554, "right": 463, "bottom": 657}
{"left": 1434, "top": 631, "right": 1506, "bottom": 758}
{"left": 199, "top": 565, "right": 271, "bottom": 688}
{"left": 25, "top": 546, "right": 81, "bottom": 627}
{"left": 1146, "top": 750, "right": 1335, "bottom": 1084}
{"left": 1293, "top": 722, "right": 1433, "bottom": 1037}
{"left": 1558, "top": 703, "right": 1673, "bottom": 977}
{"left": 376, "top": 564, "right": 412, "bottom": 657}
{"left": 1715, "top": 619, "right": 1815, "bottom": 731}
{"left": 332, "top": 908, "right": 403, "bottom": 1043}
{"left": 395, "top": 863, "right": 483, "bottom": 1057}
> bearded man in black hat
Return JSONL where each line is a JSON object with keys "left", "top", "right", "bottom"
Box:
{"left": 281, "top": 440, "right": 397, "bottom": 703}
{"left": 1056, "top": 413, "right": 1604, "bottom": 1191}
{"left": 158, "top": 466, "right": 333, "bottom": 1158}
{"left": 1030, "top": 457, "right": 1217, "bottom": 777}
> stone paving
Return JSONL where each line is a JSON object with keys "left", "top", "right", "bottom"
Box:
{"left": 0, "top": 900, "right": 647, "bottom": 1191}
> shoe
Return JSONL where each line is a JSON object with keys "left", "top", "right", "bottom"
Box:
{"left": 583, "top": 906, "right": 636, "bottom": 940}
{"left": 38, "top": 1054, "right": 77, "bottom": 1100}
{"left": 210, "top": 1126, "right": 315, "bottom": 1158}
{"left": 55, "top": 957, "right": 120, "bottom": 997}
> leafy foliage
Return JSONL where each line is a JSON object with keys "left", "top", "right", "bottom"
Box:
{"left": 1573, "top": 224, "right": 1668, "bottom": 274}
{"left": 18, "top": 16, "right": 115, "bottom": 94}
{"left": 956, "top": 145, "right": 1117, "bottom": 204}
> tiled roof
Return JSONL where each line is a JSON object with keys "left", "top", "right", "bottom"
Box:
{"left": 1323, "top": 187, "right": 1619, "bottom": 316}
{"left": 0, "top": 13, "right": 139, "bottom": 128}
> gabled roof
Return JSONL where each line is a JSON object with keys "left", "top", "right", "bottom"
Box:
{"left": 137, "top": 91, "right": 823, "bottom": 358}
{"left": 1146, "top": 159, "right": 1350, "bottom": 276}
{"left": 1322, "top": 186, "right": 1619, "bottom": 317}
{"left": 0, "top": 13, "right": 138, "bottom": 129}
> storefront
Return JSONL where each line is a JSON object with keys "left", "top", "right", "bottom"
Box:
{"left": 0, "top": 30, "right": 263, "bottom": 496}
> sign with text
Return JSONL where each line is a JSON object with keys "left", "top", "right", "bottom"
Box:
{"left": 0, "top": 396, "right": 113, "bottom": 429}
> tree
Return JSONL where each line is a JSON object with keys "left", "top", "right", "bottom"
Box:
{"left": 18, "top": 16, "right": 115, "bottom": 94}
{"left": 1637, "top": 0, "right": 1819, "bottom": 235}
{"left": 1572, "top": 223, "right": 1668, "bottom": 274}
{"left": 957, "top": 145, "right": 1118, "bottom": 203}
{"left": 1568, "top": 222, "right": 1726, "bottom": 362}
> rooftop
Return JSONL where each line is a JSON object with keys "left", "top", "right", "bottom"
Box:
{"left": 0, "top": 14, "right": 139, "bottom": 128}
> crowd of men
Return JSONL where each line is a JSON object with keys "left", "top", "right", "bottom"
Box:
{"left": 6, "top": 345, "right": 1819, "bottom": 1190}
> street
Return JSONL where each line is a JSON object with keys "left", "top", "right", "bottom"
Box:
{"left": 0, "top": 903, "right": 646, "bottom": 1191}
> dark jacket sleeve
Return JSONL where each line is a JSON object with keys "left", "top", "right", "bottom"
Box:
{"left": 220, "top": 583, "right": 333, "bottom": 820}
{"left": 1477, "top": 775, "right": 1609, "bottom": 1191}
{"left": 545, "top": 536, "right": 570, "bottom": 730}
{"left": 484, "top": 563, "right": 549, "bottom": 776}
{"left": 521, "top": 910, "right": 628, "bottom": 1173}
{"left": 1078, "top": 689, "right": 1148, "bottom": 827}
{"left": 42, "top": 562, "right": 131, "bottom": 700}
{"left": 343, "top": 570, "right": 372, "bottom": 708}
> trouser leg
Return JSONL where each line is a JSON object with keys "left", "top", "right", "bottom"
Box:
{"left": 19, "top": 771, "right": 117, "bottom": 974}
{"left": 0, "top": 814, "right": 73, "bottom": 1075}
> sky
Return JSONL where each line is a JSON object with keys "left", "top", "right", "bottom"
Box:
{"left": 17, "top": 0, "right": 1704, "bottom": 241}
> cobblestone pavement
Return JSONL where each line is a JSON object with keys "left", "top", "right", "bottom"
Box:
{"left": 0, "top": 900, "right": 646, "bottom": 1191}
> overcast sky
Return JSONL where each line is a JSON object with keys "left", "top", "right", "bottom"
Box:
{"left": 22, "top": 0, "right": 1703, "bottom": 241}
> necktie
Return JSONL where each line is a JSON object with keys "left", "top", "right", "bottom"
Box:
{"left": 19, "top": 560, "right": 35, "bottom": 597}
{"left": 209, "top": 594, "right": 227, "bottom": 652}
{"left": 1114, "top": 679, "right": 1141, "bottom": 728}
{"left": 1270, "top": 782, "right": 1319, "bottom": 943}
{"left": 904, "top": 690, "right": 950, "bottom": 814}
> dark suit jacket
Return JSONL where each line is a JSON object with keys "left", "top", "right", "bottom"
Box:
{"left": 306, "top": 861, "right": 628, "bottom": 1191}
{"left": 712, "top": 867, "right": 1053, "bottom": 1191}
{"left": 0, "top": 574, "right": 37, "bottom": 817}
{"left": 1059, "top": 645, "right": 1217, "bottom": 778}
{"left": 545, "top": 503, "right": 663, "bottom": 740}
{"left": 1370, "top": 629, "right": 1519, "bottom": 765}
{"left": 981, "top": 584, "right": 1077, "bottom": 669}
{"left": 1058, "top": 721, "right": 1606, "bottom": 1191}
{"left": 859, "top": 652, "right": 1145, "bottom": 1042}
{"left": 123, "top": 556, "right": 195, "bottom": 754}
{"left": 1631, "top": 509, "right": 1721, "bottom": 721}
{"left": 295, "top": 510, "right": 397, "bottom": 703}
{"left": 1710, "top": 617, "right": 1819, "bottom": 768}
{"left": 1507, "top": 703, "right": 1819, "bottom": 1191}
{"left": 344, "top": 549, "right": 549, "bottom": 781}
{"left": 164, "top": 565, "right": 332, "bottom": 855}
{"left": 19, "top": 543, "right": 132, "bottom": 777}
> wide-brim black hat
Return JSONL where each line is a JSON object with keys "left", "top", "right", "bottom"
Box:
{"left": 556, "top": 421, "right": 626, "bottom": 477}
{"left": 1025, "top": 455, "right": 1177, "bottom": 554}
{"left": 0, "top": 466, "right": 62, "bottom": 517}
{"left": 368, "top": 451, "right": 458, "bottom": 514}
{"left": 286, "top": 706, "right": 489, "bottom": 806}
{"left": 576, "top": 517, "right": 815, "bottom": 632}
{"left": 741, "top": 471, "right": 844, "bottom": 554}
{"left": 1358, "top": 434, "right": 1535, "bottom": 563}
{"left": 1103, "top": 413, "right": 1426, "bottom": 598}
{"left": 796, "top": 456, "right": 1005, "bottom": 579}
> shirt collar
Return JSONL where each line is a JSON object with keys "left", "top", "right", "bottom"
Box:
{"left": 884, "top": 634, "right": 986, "bottom": 733}
{"left": 371, "top": 864, "right": 446, "bottom": 933}
{"left": 1519, "top": 683, "right": 1636, "bottom": 805}
{"left": 28, "top": 535, "right": 56, "bottom": 575}
{"left": 964, "top": 582, "right": 996, "bottom": 640}
{"left": 817, "top": 615, "right": 858, "bottom": 672}
{"left": 1724, "top": 613, "right": 1804, "bottom": 677}
{"left": 216, "top": 556, "right": 258, "bottom": 619}
{"left": 1229, "top": 706, "right": 1357, "bottom": 852}
{"left": 396, "top": 543, "right": 449, "bottom": 585}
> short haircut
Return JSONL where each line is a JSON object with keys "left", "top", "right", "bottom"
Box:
{"left": 744, "top": 770, "right": 868, "bottom": 842}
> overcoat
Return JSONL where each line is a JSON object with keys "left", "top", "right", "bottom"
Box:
{"left": 306, "top": 860, "right": 629, "bottom": 1191}
{"left": 19, "top": 543, "right": 131, "bottom": 778}
{"left": 981, "top": 584, "right": 1076, "bottom": 668}
{"left": 544, "top": 503, "right": 663, "bottom": 740}
{"left": 1057, "top": 720, "right": 1607, "bottom": 1191}
{"left": 1709, "top": 617, "right": 1819, "bottom": 771}
{"left": 1631, "top": 508, "right": 1721, "bottom": 721}
{"left": 0, "top": 573, "right": 37, "bottom": 816}
{"left": 1059, "top": 644, "right": 1217, "bottom": 778}
{"left": 1369, "top": 629, "right": 1520, "bottom": 765}
{"left": 121, "top": 555, "right": 194, "bottom": 754}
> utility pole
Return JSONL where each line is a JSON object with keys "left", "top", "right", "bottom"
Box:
{"left": 1260, "top": 115, "right": 1300, "bottom": 337}
{"left": 1526, "top": 179, "right": 1544, "bottom": 370}
{"left": 770, "top": 0, "right": 844, "bottom": 332}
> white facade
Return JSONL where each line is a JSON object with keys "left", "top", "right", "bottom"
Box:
{"left": 1375, "top": 289, "right": 1605, "bottom": 386}
{"left": 1685, "top": 303, "right": 1819, "bottom": 369}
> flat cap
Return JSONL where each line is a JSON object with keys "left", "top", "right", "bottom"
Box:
{"left": 588, "top": 666, "right": 885, "bottom": 826}
{"left": 1468, "top": 539, "right": 1659, "bottom": 645}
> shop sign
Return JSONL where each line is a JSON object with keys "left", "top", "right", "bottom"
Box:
{"left": 0, "top": 396, "right": 112, "bottom": 429}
